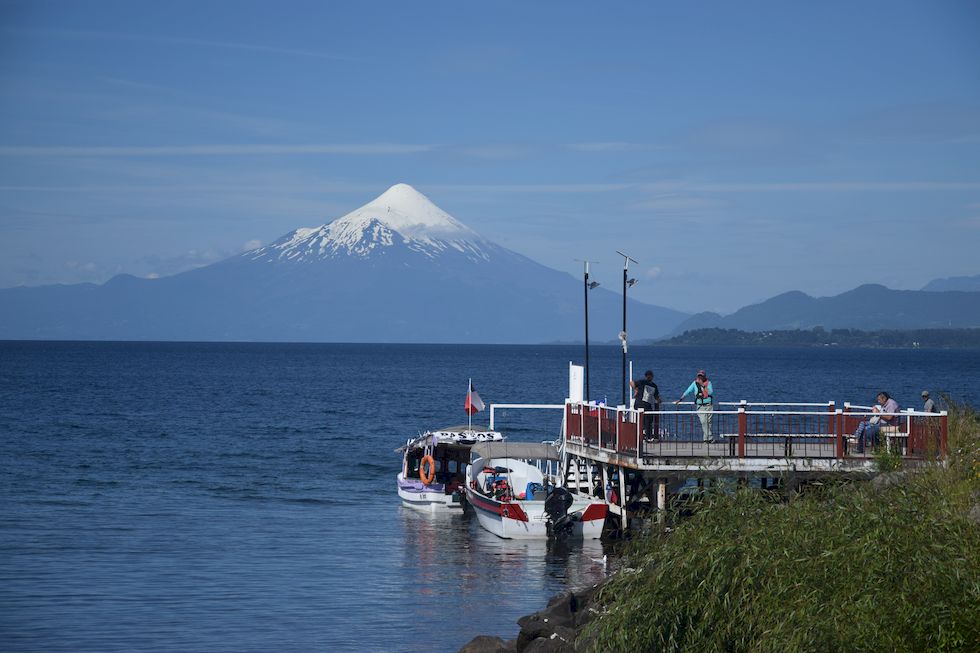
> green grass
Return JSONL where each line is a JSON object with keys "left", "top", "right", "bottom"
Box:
{"left": 587, "top": 406, "right": 980, "bottom": 652}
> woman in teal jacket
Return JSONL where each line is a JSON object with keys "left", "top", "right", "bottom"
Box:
{"left": 675, "top": 370, "right": 714, "bottom": 443}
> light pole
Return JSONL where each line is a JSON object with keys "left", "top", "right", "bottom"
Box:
{"left": 616, "top": 251, "right": 638, "bottom": 407}
{"left": 579, "top": 260, "right": 599, "bottom": 402}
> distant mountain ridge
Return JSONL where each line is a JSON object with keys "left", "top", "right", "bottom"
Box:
{"left": 0, "top": 184, "right": 689, "bottom": 343}
{"left": 670, "top": 284, "right": 980, "bottom": 334}
{"left": 921, "top": 273, "right": 980, "bottom": 292}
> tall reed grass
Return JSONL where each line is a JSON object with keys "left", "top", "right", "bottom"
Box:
{"left": 588, "top": 406, "right": 980, "bottom": 652}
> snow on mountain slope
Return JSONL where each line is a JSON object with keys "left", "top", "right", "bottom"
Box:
{"left": 249, "top": 183, "right": 493, "bottom": 263}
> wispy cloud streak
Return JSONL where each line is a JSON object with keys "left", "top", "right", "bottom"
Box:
{"left": 2, "top": 180, "right": 978, "bottom": 194}
{"left": 565, "top": 142, "right": 667, "bottom": 152}
{"left": 688, "top": 181, "right": 980, "bottom": 192}
{"left": 16, "top": 28, "right": 360, "bottom": 62}
{"left": 0, "top": 144, "right": 435, "bottom": 157}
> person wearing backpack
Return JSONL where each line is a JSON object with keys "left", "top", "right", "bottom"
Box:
{"left": 675, "top": 369, "right": 714, "bottom": 443}
{"left": 630, "top": 370, "right": 661, "bottom": 440}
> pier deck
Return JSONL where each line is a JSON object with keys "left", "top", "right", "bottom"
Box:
{"left": 488, "top": 400, "right": 948, "bottom": 530}
{"left": 562, "top": 400, "right": 947, "bottom": 527}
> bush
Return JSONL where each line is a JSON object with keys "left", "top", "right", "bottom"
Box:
{"left": 588, "top": 407, "right": 980, "bottom": 652}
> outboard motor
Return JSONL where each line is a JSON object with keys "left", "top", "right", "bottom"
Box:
{"left": 544, "top": 487, "right": 578, "bottom": 538}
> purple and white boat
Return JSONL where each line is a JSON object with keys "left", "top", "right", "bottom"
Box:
{"left": 396, "top": 426, "right": 503, "bottom": 511}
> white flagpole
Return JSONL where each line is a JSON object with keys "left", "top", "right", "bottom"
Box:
{"left": 468, "top": 378, "right": 472, "bottom": 432}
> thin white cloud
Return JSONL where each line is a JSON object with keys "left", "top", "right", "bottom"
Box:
{"left": 0, "top": 144, "right": 435, "bottom": 157}
{"left": 430, "top": 183, "right": 632, "bottom": 194}
{"left": 457, "top": 145, "right": 534, "bottom": 159}
{"left": 566, "top": 142, "right": 666, "bottom": 152}
{"left": 628, "top": 194, "right": 725, "bottom": 212}
{"left": 18, "top": 27, "right": 360, "bottom": 62}
{"left": 3, "top": 179, "right": 979, "bottom": 195}
{"left": 686, "top": 181, "right": 980, "bottom": 192}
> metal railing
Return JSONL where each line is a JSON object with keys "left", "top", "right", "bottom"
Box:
{"left": 564, "top": 400, "right": 948, "bottom": 461}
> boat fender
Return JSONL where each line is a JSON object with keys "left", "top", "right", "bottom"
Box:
{"left": 419, "top": 455, "right": 436, "bottom": 485}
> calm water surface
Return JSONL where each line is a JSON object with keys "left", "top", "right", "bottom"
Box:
{"left": 1, "top": 342, "right": 978, "bottom": 652}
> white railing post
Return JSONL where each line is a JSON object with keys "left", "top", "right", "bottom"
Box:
{"left": 615, "top": 407, "right": 620, "bottom": 451}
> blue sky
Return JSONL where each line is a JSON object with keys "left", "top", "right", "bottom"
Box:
{"left": 1, "top": 0, "right": 978, "bottom": 313}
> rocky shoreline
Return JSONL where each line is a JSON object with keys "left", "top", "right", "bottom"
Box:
{"left": 459, "top": 583, "right": 603, "bottom": 653}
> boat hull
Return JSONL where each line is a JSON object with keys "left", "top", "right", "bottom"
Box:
{"left": 464, "top": 485, "right": 606, "bottom": 539}
{"left": 397, "top": 474, "right": 463, "bottom": 512}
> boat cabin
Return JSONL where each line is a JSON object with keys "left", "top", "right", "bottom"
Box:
{"left": 403, "top": 442, "right": 470, "bottom": 491}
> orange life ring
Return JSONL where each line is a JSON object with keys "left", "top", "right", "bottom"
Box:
{"left": 419, "top": 455, "right": 436, "bottom": 485}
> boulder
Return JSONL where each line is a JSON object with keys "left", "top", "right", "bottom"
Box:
{"left": 521, "top": 630, "right": 576, "bottom": 653}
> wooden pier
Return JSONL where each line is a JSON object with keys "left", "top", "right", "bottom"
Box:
{"left": 491, "top": 400, "right": 949, "bottom": 531}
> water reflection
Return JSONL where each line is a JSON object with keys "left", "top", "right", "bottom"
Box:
{"left": 397, "top": 506, "right": 609, "bottom": 648}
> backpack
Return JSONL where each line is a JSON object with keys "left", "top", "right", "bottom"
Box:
{"left": 695, "top": 379, "right": 713, "bottom": 405}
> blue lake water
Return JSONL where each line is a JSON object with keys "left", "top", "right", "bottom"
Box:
{"left": 1, "top": 341, "right": 978, "bottom": 652}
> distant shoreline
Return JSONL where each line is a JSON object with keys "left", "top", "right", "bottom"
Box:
{"left": 646, "top": 327, "right": 980, "bottom": 349}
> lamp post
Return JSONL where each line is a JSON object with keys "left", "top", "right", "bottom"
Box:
{"left": 616, "top": 251, "right": 638, "bottom": 407}
{"left": 580, "top": 260, "right": 599, "bottom": 402}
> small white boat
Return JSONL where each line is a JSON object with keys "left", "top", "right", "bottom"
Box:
{"left": 464, "top": 441, "right": 608, "bottom": 539}
{"left": 396, "top": 426, "right": 503, "bottom": 512}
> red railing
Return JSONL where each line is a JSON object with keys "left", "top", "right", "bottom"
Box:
{"left": 565, "top": 401, "right": 947, "bottom": 461}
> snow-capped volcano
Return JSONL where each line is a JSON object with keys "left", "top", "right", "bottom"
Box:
{"left": 250, "top": 183, "right": 492, "bottom": 263}
{"left": 0, "top": 183, "right": 692, "bottom": 342}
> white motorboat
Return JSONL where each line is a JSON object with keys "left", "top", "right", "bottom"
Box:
{"left": 464, "top": 441, "right": 608, "bottom": 539}
{"left": 396, "top": 426, "right": 502, "bottom": 512}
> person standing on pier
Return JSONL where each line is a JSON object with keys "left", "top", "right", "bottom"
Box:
{"left": 675, "top": 370, "right": 714, "bottom": 442}
{"left": 630, "top": 370, "right": 661, "bottom": 440}
{"left": 921, "top": 390, "right": 938, "bottom": 413}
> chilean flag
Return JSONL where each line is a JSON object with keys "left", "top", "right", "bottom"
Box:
{"left": 465, "top": 381, "right": 485, "bottom": 415}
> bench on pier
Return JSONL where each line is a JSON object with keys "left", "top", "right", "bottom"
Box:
{"left": 842, "top": 424, "right": 908, "bottom": 455}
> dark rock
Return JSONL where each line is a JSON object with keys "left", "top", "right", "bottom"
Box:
{"left": 522, "top": 634, "right": 576, "bottom": 653}
{"left": 459, "top": 635, "right": 515, "bottom": 653}
{"left": 472, "top": 583, "right": 604, "bottom": 653}
{"left": 516, "top": 615, "right": 554, "bottom": 643}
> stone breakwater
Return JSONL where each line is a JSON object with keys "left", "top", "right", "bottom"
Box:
{"left": 459, "top": 584, "right": 603, "bottom": 653}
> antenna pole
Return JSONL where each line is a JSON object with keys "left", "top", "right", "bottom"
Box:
{"left": 622, "top": 263, "right": 627, "bottom": 406}
{"left": 584, "top": 262, "right": 591, "bottom": 402}
{"left": 616, "top": 251, "right": 638, "bottom": 408}
{"left": 577, "top": 259, "right": 599, "bottom": 403}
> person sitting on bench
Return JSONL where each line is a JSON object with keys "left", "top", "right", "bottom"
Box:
{"left": 854, "top": 392, "right": 899, "bottom": 453}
